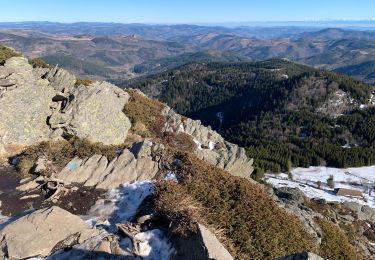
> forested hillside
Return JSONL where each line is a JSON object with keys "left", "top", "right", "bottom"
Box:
{"left": 132, "top": 60, "right": 375, "bottom": 172}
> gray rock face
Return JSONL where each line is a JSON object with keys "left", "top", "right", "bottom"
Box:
{"left": 275, "top": 187, "right": 305, "bottom": 206}
{"left": 0, "top": 57, "right": 55, "bottom": 156}
{"left": 0, "top": 206, "right": 92, "bottom": 259}
{"left": 344, "top": 202, "right": 375, "bottom": 222}
{"left": 171, "top": 224, "right": 233, "bottom": 260}
{"left": 45, "top": 65, "right": 76, "bottom": 93}
{"left": 54, "top": 142, "right": 159, "bottom": 189}
{"left": 276, "top": 252, "right": 325, "bottom": 260}
{"left": 50, "top": 82, "right": 131, "bottom": 145}
{"left": 162, "top": 106, "right": 254, "bottom": 178}
{"left": 198, "top": 224, "right": 234, "bottom": 260}
{"left": 0, "top": 56, "right": 133, "bottom": 159}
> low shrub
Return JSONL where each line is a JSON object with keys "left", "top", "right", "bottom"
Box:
{"left": 0, "top": 44, "right": 20, "bottom": 64}
{"left": 315, "top": 217, "right": 359, "bottom": 260}
{"left": 156, "top": 151, "right": 316, "bottom": 259}
{"left": 124, "top": 89, "right": 166, "bottom": 138}
{"left": 251, "top": 167, "right": 265, "bottom": 183}
{"left": 29, "top": 58, "right": 51, "bottom": 68}
{"left": 154, "top": 181, "right": 202, "bottom": 236}
{"left": 162, "top": 132, "right": 196, "bottom": 153}
{"left": 75, "top": 78, "right": 93, "bottom": 87}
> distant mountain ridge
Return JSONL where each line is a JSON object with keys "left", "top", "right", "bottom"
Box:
{"left": 2, "top": 23, "right": 375, "bottom": 83}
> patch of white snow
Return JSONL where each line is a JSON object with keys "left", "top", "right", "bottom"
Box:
{"left": 164, "top": 171, "right": 178, "bottom": 182}
{"left": 193, "top": 139, "right": 202, "bottom": 150}
{"left": 266, "top": 165, "right": 375, "bottom": 208}
{"left": 208, "top": 141, "right": 216, "bottom": 150}
{"left": 86, "top": 181, "right": 154, "bottom": 230}
{"left": 135, "top": 229, "right": 175, "bottom": 259}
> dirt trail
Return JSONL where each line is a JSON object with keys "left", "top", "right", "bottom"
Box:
{"left": 0, "top": 166, "right": 103, "bottom": 217}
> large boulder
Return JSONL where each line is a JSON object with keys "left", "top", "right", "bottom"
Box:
{"left": 50, "top": 82, "right": 131, "bottom": 145}
{"left": 275, "top": 187, "right": 305, "bottom": 206}
{"left": 162, "top": 106, "right": 254, "bottom": 178}
{"left": 0, "top": 57, "right": 55, "bottom": 156}
{"left": 0, "top": 206, "right": 93, "bottom": 259}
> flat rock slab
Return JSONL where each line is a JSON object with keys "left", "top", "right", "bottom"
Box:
{"left": 0, "top": 206, "right": 92, "bottom": 259}
{"left": 55, "top": 149, "right": 158, "bottom": 190}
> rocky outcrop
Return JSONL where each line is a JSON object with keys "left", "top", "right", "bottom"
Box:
{"left": 45, "top": 65, "right": 76, "bottom": 93}
{"left": 273, "top": 187, "right": 322, "bottom": 246}
{"left": 0, "top": 56, "right": 133, "bottom": 158}
{"left": 162, "top": 106, "right": 254, "bottom": 178}
{"left": 171, "top": 224, "right": 233, "bottom": 260}
{"left": 0, "top": 206, "right": 94, "bottom": 259}
{"left": 316, "top": 89, "right": 357, "bottom": 118}
{"left": 344, "top": 202, "right": 375, "bottom": 223}
{"left": 53, "top": 141, "right": 159, "bottom": 189}
{"left": 0, "top": 57, "right": 55, "bottom": 156}
{"left": 276, "top": 252, "right": 324, "bottom": 260}
{"left": 49, "top": 82, "right": 131, "bottom": 145}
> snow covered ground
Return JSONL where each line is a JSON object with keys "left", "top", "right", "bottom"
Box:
{"left": 266, "top": 165, "right": 375, "bottom": 207}
{"left": 82, "top": 180, "right": 175, "bottom": 259}
{"left": 9, "top": 179, "right": 175, "bottom": 260}
{"left": 86, "top": 180, "right": 155, "bottom": 230}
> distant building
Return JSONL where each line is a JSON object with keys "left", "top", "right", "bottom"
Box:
{"left": 334, "top": 188, "right": 363, "bottom": 198}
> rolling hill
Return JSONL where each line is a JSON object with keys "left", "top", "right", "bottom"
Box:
{"left": 131, "top": 59, "right": 375, "bottom": 172}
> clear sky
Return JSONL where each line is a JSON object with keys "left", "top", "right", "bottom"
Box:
{"left": 1, "top": 0, "right": 374, "bottom": 24}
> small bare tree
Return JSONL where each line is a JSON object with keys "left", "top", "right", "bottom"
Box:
{"left": 317, "top": 181, "right": 322, "bottom": 189}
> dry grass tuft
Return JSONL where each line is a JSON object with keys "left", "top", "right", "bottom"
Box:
{"left": 124, "top": 89, "right": 166, "bottom": 138}
{"left": 154, "top": 181, "right": 202, "bottom": 236}
{"left": 162, "top": 132, "right": 196, "bottom": 153}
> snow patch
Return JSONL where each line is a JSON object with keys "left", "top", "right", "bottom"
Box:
{"left": 86, "top": 181, "right": 154, "bottom": 230}
{"left": 164, "top": 171, "right": 178, "bottom": 182}
{"left": 193, "top": 139, "right": 202, "bottom": 150}
{"left": 135, "top": 229, "right": 175, "bottom": 259}
{"left": 266, "top": 165, "right": 375, "bottom": 208}
{"left": 208, "top": 141, "right": 216, "bottom": 150}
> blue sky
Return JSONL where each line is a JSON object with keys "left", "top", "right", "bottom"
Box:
{"left": 1, "top": 0, "right": 374, "bottom": 24}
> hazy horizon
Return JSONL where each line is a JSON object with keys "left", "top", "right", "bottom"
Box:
{"left": 2, "top": 20, "right": 375, "bottom": 29}
{"left": 1, "top": 0, "right": 375, "bottom": 24}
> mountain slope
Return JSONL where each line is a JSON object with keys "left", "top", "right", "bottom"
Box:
{"left": 132, "top": 60, "right": 375, "bottom": 171}
{"left": 1, "top": 47, "right": 373, "bottom": 260}
{"left": 335, "top": 60, "right": 375, "bottom": 84}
